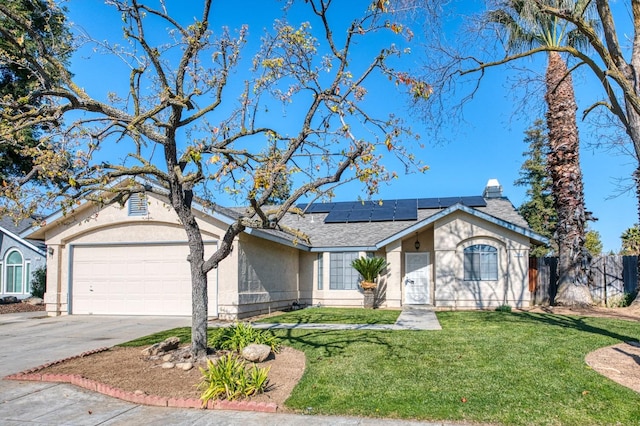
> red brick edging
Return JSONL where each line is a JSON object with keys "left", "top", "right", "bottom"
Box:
{"left": 3, "top": 348, "right": 277, "bottom": 413}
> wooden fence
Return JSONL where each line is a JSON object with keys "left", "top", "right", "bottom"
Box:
{"left": 530, "top": 256, "right": 638, "bottom": 306}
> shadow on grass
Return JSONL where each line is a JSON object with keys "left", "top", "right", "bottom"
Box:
{"left": 511, "top": 311, "right": 640, "bottom": 343}
{"left": 274, "top": 328, "right": 395, "bottom": 358}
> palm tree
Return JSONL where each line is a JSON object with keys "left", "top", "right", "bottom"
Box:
{"left": 488, "top": 0, "right": 593, "bottom": 305}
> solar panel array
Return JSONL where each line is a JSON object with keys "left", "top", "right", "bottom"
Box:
{"left": 297, "top": 196, "right": 486, "bottom": 224}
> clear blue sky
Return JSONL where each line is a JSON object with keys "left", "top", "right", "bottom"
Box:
{"left": 62, "top": 0, "right": 637, "bottom": 253}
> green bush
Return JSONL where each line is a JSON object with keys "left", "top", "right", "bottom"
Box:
{"left": 606, "top": 293, "right": 635, "bottom": 308}
{"left": 208, "top": 322, "right": 280, "bottom": 353}
{"left": 351, "top": 256, "right": 388, "bottom": 282}
{"left": 31, "top": 266, "right": 46, "bottom": 298}
{"left": 495, "top": 304, "right": 512, "bottom": 312}
{"left": 198, "top": 353, "right": 270, "bottom": 404}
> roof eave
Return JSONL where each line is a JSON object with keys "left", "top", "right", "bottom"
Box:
{"left": 375, "top": 203, "right": 548, "bottom": 249}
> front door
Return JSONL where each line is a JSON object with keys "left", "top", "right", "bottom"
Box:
{"left": 404, "top": 252, "right": 430, "bottom": 305}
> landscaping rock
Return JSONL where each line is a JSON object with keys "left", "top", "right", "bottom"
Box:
{"left": 176, "top": 362, "right": 193, "bottom": 371}
{"left": 23, "top": 297, "right": 44, "bottom": 306}
{"left": 161, "top": 362, "right": 175, "bottom": 369}
{"left": 141, "top": 336, "right": 180, "bottom": 356}
{"left": 162, "top": 354, "right": 173, "bottom": 362}
{"left": 0, "top": 296, "right": 19, "bottom": 305}
{"left": 242, "top": 344, "right": 271, "bottom": 362}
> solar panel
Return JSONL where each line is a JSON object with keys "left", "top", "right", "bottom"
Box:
{"left": 331, "top": 201, "right": 355, "bottom": 211}
{"left": 351, "top": 201, "right": 377, "bottom": 210}
{"left": 460, "top": 195, "right": 487, "bottom": 207}
{"left": 394, "top": 208, "right": 418, "bottom": 221}
{"left": 370, "top": 208, "right": 395, "bottom": 221}
{"left": 297, "top": 203, "right": 334, "bottom": 213}
{"left": 439, "top": 197, "right": 462, "bottom": 208}
{"left": 324, "top": 210, "right": 351, "bottom": 223}
{"left": 395, "top": 199, "right": 416, "bottom": 209}
{"left": 348, "top": 209, "right": 372, "bottom": 222}
{"left": 417, "top": 198, "right": 441, "bottom": 209}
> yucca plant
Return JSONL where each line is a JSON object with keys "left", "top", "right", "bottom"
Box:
{"left": 351, "top": 256, "right": 388, "bottom": 287}
{"left": 198, "top": 353, "right": 271, "bottom": 405}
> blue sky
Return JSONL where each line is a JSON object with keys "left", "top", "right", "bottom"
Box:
{"left": 62, "top": 0, "right": 637, "bottom": 253}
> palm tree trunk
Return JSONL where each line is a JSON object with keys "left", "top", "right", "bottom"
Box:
{"left": 545, "top": 51, "right": 593, "bottom": 306}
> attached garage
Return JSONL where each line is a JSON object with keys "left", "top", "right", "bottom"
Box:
{"left": 70, "top": 242, "right": 216, "bottom": 316}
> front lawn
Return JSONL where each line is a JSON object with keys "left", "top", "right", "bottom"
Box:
{"left": 121, "top": 311, "right": 640, "bottom": 425}
{"left": 256, "top": 307, "right": 401, "bottom": 324}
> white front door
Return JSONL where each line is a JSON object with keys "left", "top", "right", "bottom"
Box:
{"left": 404, "top": 252, "right": 430, "bottom": 305}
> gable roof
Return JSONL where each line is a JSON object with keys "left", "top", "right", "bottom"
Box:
{"left": 278, "top": 197, "right": 547, "bottom": 251}
{"left": 0, "top": 217, "right": 46, "bottom": 255}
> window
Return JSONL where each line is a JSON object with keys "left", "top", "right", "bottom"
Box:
{"left": 6, "top": 250, "right": 24, "bottom": 293}
{"left": 329, "top": 252, "right": 360, "bottom": 290}
{"left": 464, "top": 244, "right": 498, "bottom": 281}
{"left": 25, "top": 261, "right": 32, "bottom": 294}
{"left": 128, "top": 193, "right": 148, "bottom": 216}
{"left": 317, "top": 253, "right": 323, "bottom": 290}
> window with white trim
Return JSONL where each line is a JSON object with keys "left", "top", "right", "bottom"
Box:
{"left": 317, "top": 253, "right": 323, "bottom": 290}
{"left": 128, "top": 193, "right": 148, "bottom": 216}
{"left": 25, "top": 261, "right": 32, "bottom": 294}
{"left": 5, "top": 250, "right": 24, "bottom": 293}
{"left": 464, "top": 244, "right": 498, "bottom": 281}
{"left": 329, "top": 252, "right": 360, "bottom": 290}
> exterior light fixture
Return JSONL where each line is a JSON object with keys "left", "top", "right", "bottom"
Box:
{"left": 414, "top": 238, "right": 420, "bottom": 251}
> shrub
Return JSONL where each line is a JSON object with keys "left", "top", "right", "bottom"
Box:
{"left": 198, "top": 353, "right": 270, "bottom": 404}
{"left": 31, "top": 266, "right": 46, "bottom": 298}
{"left": 208, "top": 322, "right": 280, "bottom": 353}
{"left": 351, "top": 256, "right": 388, "bottom": 283}
{"left": 495, "top": 304, "right": 512, "bottom": 312}
{"left": 606, "top": 293, "right": 634, "bottom": 308}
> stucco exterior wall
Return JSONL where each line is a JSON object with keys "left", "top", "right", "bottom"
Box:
{"left": 433, "top": 211, "right": 530, "bottom": 308}
{"left": 0, "top": 232, "right": 45, "bottom": 299}
{"left": 223, "top": 233, "right": 300, "bottom": 319}
{"left": 37, "top": 194, "right": 230, "bottom": 316}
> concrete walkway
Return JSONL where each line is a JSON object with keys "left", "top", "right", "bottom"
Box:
{"left": 1, "top": 310, "right": 449, "bottom": 426}
{"left": 212, "top": 306, "right": 442, "bottom": 331}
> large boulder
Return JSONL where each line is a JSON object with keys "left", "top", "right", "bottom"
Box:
{"left": 241, "top": 344, "right": 272, "bottom": 363}
{"left": 24, "top": 297, "right": 44, "bottom": 306}
{"left": 141, "top": 336, "right": 180, "bottom": 356}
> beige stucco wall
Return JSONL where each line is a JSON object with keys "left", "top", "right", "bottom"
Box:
{"left": 220, "top": 233, "right": 300, "bottom": 319}
{"left": 433, "top": 211, "right": 530, "bottom": 308}
{"left": 38, "top": 194, "right": 231, "bottom": 317}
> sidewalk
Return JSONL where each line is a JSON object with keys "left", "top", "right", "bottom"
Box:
{"left": 211, "top": 306, "right": 442, "bottom": 331}
{"left": 1, "top": 381, "right": 460, "bottom": 425}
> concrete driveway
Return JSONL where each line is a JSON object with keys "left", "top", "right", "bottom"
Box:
{"left": 0, "top": 312, "right": 190, "bottom": 377}
{"left": 0, "top": 313, "right": 461, "bottom": 425}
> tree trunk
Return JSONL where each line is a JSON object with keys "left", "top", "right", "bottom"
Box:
{"left": 186, "top": 225, "right": 208, "bottom": 359}
{"left": 545, "top": 51, "right": 592, "bottom": 306}
{"left": 632, "top": 167, "right": 640, "bottom": 306}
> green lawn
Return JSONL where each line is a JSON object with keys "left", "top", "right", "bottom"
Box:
{"left": 121, "top": 311, "right": 640, "bottom": 425}
{"left": 255, "top": 307, "right": 401, "bottom": 324}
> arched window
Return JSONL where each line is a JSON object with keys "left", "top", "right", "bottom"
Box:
{"left": 6, "top": 250, "right": 24, "bottom": 293}
{"left": 463, "top": 245, "right": 498, "bottom": 281}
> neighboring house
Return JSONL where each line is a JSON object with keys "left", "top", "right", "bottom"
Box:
{"left": 24, "top": 179, "right": 546, "bottom": 318}
{"left": 0, "top": 217, "right": 46, "bottom": 300}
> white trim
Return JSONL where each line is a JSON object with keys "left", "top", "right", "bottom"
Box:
{"left": 376, "top": 203, "right": 548, "bottom": 249}
{"left": 1, "top": 225, "right": 46, "bottom": 255}
{"left": 4, "top": 248, "right": 24, "bottom": 294}
{"left": 24, "top": 260, "right": 32, "bottom": 294}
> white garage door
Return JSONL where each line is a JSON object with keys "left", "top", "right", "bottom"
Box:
{"left": 71, "top": 244, "right": 202, "bottom": 316}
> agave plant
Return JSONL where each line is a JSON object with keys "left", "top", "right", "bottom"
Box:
{"left": 351, "top": 256, "right": 388, "bottom": 285}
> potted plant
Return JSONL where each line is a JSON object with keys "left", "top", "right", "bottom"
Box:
{"left": 351, "top": 256, "right": 388, "bottom": 308}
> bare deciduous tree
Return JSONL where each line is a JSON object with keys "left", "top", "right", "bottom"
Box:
{"left": 0, "top": 0, "right": 429, "bottom": 357}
